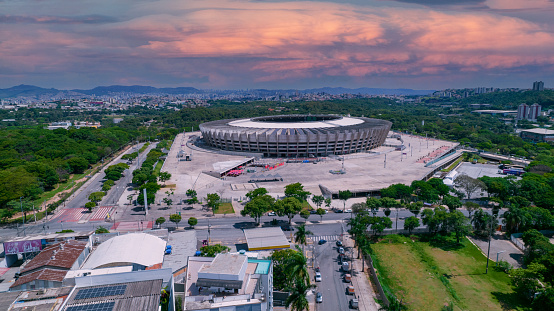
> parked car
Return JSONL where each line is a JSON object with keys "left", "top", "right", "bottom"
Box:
{"left": 342, "top": 261, "right": 350, "bottom": 272}
{"left": 346, "top": 285, "right": 355, "bottom": 295}
{"left": 281, "top": 225, "right": 293, "bottom": 231}
{"left": 316, "top": 292, "right": 323, "bottom": 303}
{"left": 318, "top": 239, "right": 327, "bottom": 245}
{"left": 334, "top": 208, "right": 344, "bottom": 213}
{"left": 336, "top": 240, "right": 343, "bottom": 247}
{"left": 268, "top": 211, "right": 276, "bottom": 216}
{"left": 345, "top": 208, "right": 352, "bottom": 213}
{"left": 350, "top": 298, "right": 359, "bottom": 309}
{"left": 344, "top": 274, "right": 352, "bottom": 283}
{"left": 315, "top": 272, "right": 322, "bottom": 282}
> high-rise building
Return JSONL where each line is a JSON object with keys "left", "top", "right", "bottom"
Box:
{"left": 533, "top": 81, "right": 545, "bottom": 91}
{"left": 517, "top": 103, "right": 542, "bottom": 121}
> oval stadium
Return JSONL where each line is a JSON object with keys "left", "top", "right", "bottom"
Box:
{"left": 199, "top": 115, "right": 392, "bottom": 157}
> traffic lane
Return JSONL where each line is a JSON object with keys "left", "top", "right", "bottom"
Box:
{"left": 314, "top": 240, "right": 349, "bottom": 311}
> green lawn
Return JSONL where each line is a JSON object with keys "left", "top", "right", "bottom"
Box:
{"left": 371, "top": 234, "right": 527, "bottom": 311}
{"left": 441, "top": 156, "right": 464, "bottom": 172}
{"left": 215, "top": 202, "right": 234, "bottom": 214}
{"left": 153, "top": 160, "right": 164, "bottom": 175}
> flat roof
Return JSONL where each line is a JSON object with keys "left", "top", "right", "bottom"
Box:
{"left": 3, "top": 231, "right": 93, "bottom": 243}
{"left": 520, "top": 128, "right": 554, "bottom": 135}
{"left": 244, "top": 227, "right": 290, "bottom": 251}
{"left": 229, "top": 116, "right": 364, "bottom": 129}
{"left": 198, "top": 253, "right": 247, "bottom": 276}
{"left": 472, "top": 110, "right": 517, "bottom": 114}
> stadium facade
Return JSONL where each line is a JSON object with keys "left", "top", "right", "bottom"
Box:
{"left": 199, "top": 115, "right": 392, "bottom": 157}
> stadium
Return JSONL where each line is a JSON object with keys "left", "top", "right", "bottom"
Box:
{"left": 199, "top": 115, "right": 392, "bottom": 157}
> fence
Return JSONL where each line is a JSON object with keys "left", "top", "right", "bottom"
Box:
{"left": 363, "top": 253, "right": 390, "bottom": 307}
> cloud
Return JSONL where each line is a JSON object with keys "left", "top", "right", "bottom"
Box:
{"left": 0, "top": 0, "right": 553, "bottom": 88}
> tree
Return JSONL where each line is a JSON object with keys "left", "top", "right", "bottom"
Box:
{"left": 324, "top": 198, "right": 332, "bottom": 209}
{"left": 294, "top": 224, "right": 313, "bottom": 247}
{"left": 158, "top": 171, "right": 171, "bottom": 185}
{"left": 186, "top": 189, "right": 197, "bottom": 197}
{"left": 200, "top": 244, "right": 231, "bottom": 257}
{"left": 300, "top": 210, "right": 310, "bottom": 222}
{"left": 351, "top": 202, "right": 366, "bottom": 214}
{"left": 127, "top": 194, "right": 134, "bottom": 205}
{"left": 472, "top": 208, "right": 496, "bottom": 238}
{"left": 155, "top": 217, "right": 166, "bottom": 227}
{"left": 271, "top": 249, "right": 299, "bottom": 290}
{"left": 509, "top": 263, "right": 547, "bottom": 300}
{"left": 502, "top": 206, "right": 528, "bottom": 233}
{"left": 67, "top": 157, "right": 89, "bottom": 174}
{"left": 206, "top": 193, "right": 221, "bottom": 215}
{"left": 285, "top": 279, "right": 311, "bottom": 311}
{"left": 95, "top": 226, "right": 109, "bottom": 234}
{"left": 428, "top": 178, "right": 450, "bottom": 198}
{"left": 338, "top": 190, "right": 352, "bottom": 211}
{"left": 369, "top": 216, "right": 393, "bottom": 235}
{"left": 88, "top": 191, "right": 105, "bottom": 205}
{"left": 188, "top": 217, "right": 198, "bottom": 228}
{"left": 443, "top": 195, "right": 462, "bottom": 212}
{"left": 0, "top": 208, "right": 15, "bottom": 222}
{"left": 169, "top": 213, "right": 182, "bottom": 228}
{"left": 404, "top": 216, "right": 420, "bottom": 234}
{"left": 285, "top": 183, "right": 311, "bottom": 202}
{"left": 448, "top": 211, "right": 471, "bottom": 243}
{"left": 285, "top": 249, "right": 310, "bottom": 287}
{"left": 246, "top": 188, "right": 268, "bottom": 201}
{"left": 464, "top": 201, "right": 480, "bottom": 219}
{"left": 312, "top": 195, "right": 324, "bottom": 209}
{"left": 407, "top": 201, "right": 423, "bottom": 217}
{"left": 274, "top": 197, "right": 303, "bottom": 224}
{"left": 84, "top": 202, "right": 95, "bottom": 212}
{"left": 366, "top": 197, "right": 381, "bottom": 216}
{"left": 316, "top": 208, "right": 325, "bottom": 222}
{"left": 163, "top": 198, "right": 173, "bottom": 209}
{"left": 7, "top": 198, "right": 34, "bottom": 221}
{"left": 240, "top": 194, "right": 274, "bottom": 225}
{"left": 454, "top": 174, "right": 486, "bottom": 199}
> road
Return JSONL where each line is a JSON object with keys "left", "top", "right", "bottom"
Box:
{"left": 313, "top": 239, "right": 351, "bottom": 310}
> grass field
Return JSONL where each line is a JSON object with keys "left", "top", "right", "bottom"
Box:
{"left": 215, "top": 202, "right": 234, "bottom": 214}
{"left": 371, "top": 234, "right": 527, "bottom": 311}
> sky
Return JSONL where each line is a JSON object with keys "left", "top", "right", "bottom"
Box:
{"left": 1, "top": 0, "right": 554, "bottom": 90}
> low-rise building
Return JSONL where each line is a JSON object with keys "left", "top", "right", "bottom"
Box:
{"left": 519, "top": 128, "right": 554, "bottom": 142}
{"left": 184, "top": 253, "right": 273, "bottom": 311}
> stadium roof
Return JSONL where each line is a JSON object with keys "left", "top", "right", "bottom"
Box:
{"left": 82, "top": 233, "right": 165, "bottom": 270}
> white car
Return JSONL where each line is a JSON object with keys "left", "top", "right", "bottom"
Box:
{"left": 315, "top": 272, "right": 322, "bottom": 282}
{"left": 316, "top": 292, "right": 323, "bottom": 303}
{"left": 345, "top": 208, "right": 352, "bottom": 213}
{"left": 268, "top": 212, "right": 276, "bottom": 216}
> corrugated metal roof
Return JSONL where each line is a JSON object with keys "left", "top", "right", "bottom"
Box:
{"left": 22, "top": 240, "right": 87, "bottom": 274}
{"left": 11, "top": 269, "right": 67, "bottom": 288}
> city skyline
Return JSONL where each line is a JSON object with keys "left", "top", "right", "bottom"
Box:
{"left": 1, "top": 0, "right": 554, "bottom": 90}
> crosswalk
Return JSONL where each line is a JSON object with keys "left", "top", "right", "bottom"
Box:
{"left": 308, "top": 235, "right": 341, "bottom": 242}
{"left": 112, "top": 221, "right": 153, "bottom": 231}
{"left": 55, "top": 208, "right": 87, "bottom": 223}
{"left": 90, "top": 206, "right": 113, "bottom": 221}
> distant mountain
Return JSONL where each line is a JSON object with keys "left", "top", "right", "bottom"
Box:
{"left": 71, "top": 85, "right": 201, "bottom": 95}
{"left": 0, "top": 84, "right": 434, "bottom": 99}
{"left": 0, "top": 84, "right": 62, "bottom": 98}
{"left": 302, "top": 87, "right": 435, "bottom": 96}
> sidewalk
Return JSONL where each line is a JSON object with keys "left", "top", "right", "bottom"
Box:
{"left": 344, "top": 235, "right": 380, "bottom": 311}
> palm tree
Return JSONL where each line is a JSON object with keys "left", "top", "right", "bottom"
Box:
{"left": 502, "top": 206, "right": 527, "bottom": 233}
{"left": 294, "top": 224, "right": 313, "bottom": 246}
{"left": 285, "top": 279, "right": 311, "bottom": 311}
{"left": 285, "top": 250, "right": 310, "bottom": 287}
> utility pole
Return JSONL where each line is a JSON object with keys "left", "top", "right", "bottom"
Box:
{"left": 485, "top": 215, "right": 494, "bottom": 274}
{"left": 20, "top": 197, "right": 26, "bottom": 236}
{"left": 208, "top": 219, "right": 211, "bottom": 246}
{"left": 143, "top": 188, "right": 148, "bottom": 216}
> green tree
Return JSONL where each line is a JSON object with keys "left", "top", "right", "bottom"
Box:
{"left": 285, "top": 183, "right": 311, "bottom": 202}
{"left": 67, "top": 157, "right": 89, "bottom": 174}
{"left": 155, "top": 217, "right": 166, "bottom": 227}
{"left": 271, "top": 249, "right": 299, "bottom": 290}
{"left": 274, "top": 197, "right": 303, "bottom": 224}
{"left": 338, "top": 190, "right": 352, "bottom": 212}
{"left": 127, "top": 194, "right": 134, "bottom": 205}
{"left": 407, "top": 201, "right": 423, "bottom": 217}
{"left": 95, "top": 226, "right": 109, "bottom": 234}
{"left": 6, "top": 198, "right": 34, "bottom": 221}
{"left": 369, "top": 216, "right": 393, "bottom": 235}
{"left": 84, "top": 201, "right": 96, "bottom": 212}
{"left": 454, "top": 174, "right": 486, "bottom": 199}
{"left": 509, "top": 263, "right": 547, "bottom": 300}
{"left": 169, "top": 213, "right": 182, "bottom": 228}
{"left": 163, "top": 198, "right": 173, "bottom": 209}
{"left": 404, "top": 216, "right": 420, "bottom": 234}
{"left": 502, "top": 206, "right": 528, "bottom": 233}
{"left": 443, "top": 195, "right": 462, "bottom": 212}
{"left": 294, "top": 224, "right": 313, "bottom": 247}
{"left": 200, "top": 244, "right": 230, "bottom": 257}
{"left": 88, "top": 191, "right": 105, "bottom": 205}
{"left": 240, "top": 194, "right": 274, "bottom": 225}
{"left": 284, "top": 249, "right": 310, "bottom": 288}
{"left": 448, "top": 210, "right": 471, "bottom": 243}
{"left": 158, "top": 171, "right": 171, "bottom": 185}
{"left": 186, "top": 189, "right": 197, "bottom": 197}
{"left": 246, "top": 188, "right": 268, "bottom": 201}
{"left": 316, "top": 208, "right": 326, "bottom": 222}
{"left": 366, "top": 197, "right": 381, "bottom": 216}
{"left": 300, "top": 209, "right": 310, "bottom": 222}
{"left": 206, "top": 193, "right": 221, "bottom": 215}
{"left": 312, "top": 195, "right": 324, "bottom": 209}
{"left": 0, "top": 208, "right": 15, "bottom": 222}
{"left": 464, "top": 201, "right": 480, "bottom": 219}
{"left": 285, "top": 279, "right": 311, "bottom": 311}
{"left": 188, "top": 217, "right": 198, "bottom": 228}
{"left": 324, "top": 198, "right": 332, "bottom": 209}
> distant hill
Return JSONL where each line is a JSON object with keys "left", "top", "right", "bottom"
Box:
{"left": 302, "top": 87, "right": 435, "bottom": 96}
{"left": 0, "top": 84, "right": 62, "bottom": 98}
{"left": 0, "top": 84, "right": 434, "bottom": 99}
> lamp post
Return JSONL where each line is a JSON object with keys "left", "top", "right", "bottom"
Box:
{"left": 20, "top": 197, "right": 26, "bottom": 236}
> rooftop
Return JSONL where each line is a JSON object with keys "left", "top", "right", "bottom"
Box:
{"left": 62, "top": 279, "right": 163, "bottom": 311}
{"left": 243, "top": 227, "right": 290, "bottom": 251}
{"left": 11, "top": 269, "right": 68, "bottom": 288}
{"left": 82, "top": 233, "right": 165, "bottom": 270}
{"left": 520, "top": 128, "right": 554, "bottom": 135}
{"left": 197, "top": 253, "right": 247, "bottom": 278}
{"left": 21, "top": 240, "right": 88, "bottom": 274}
